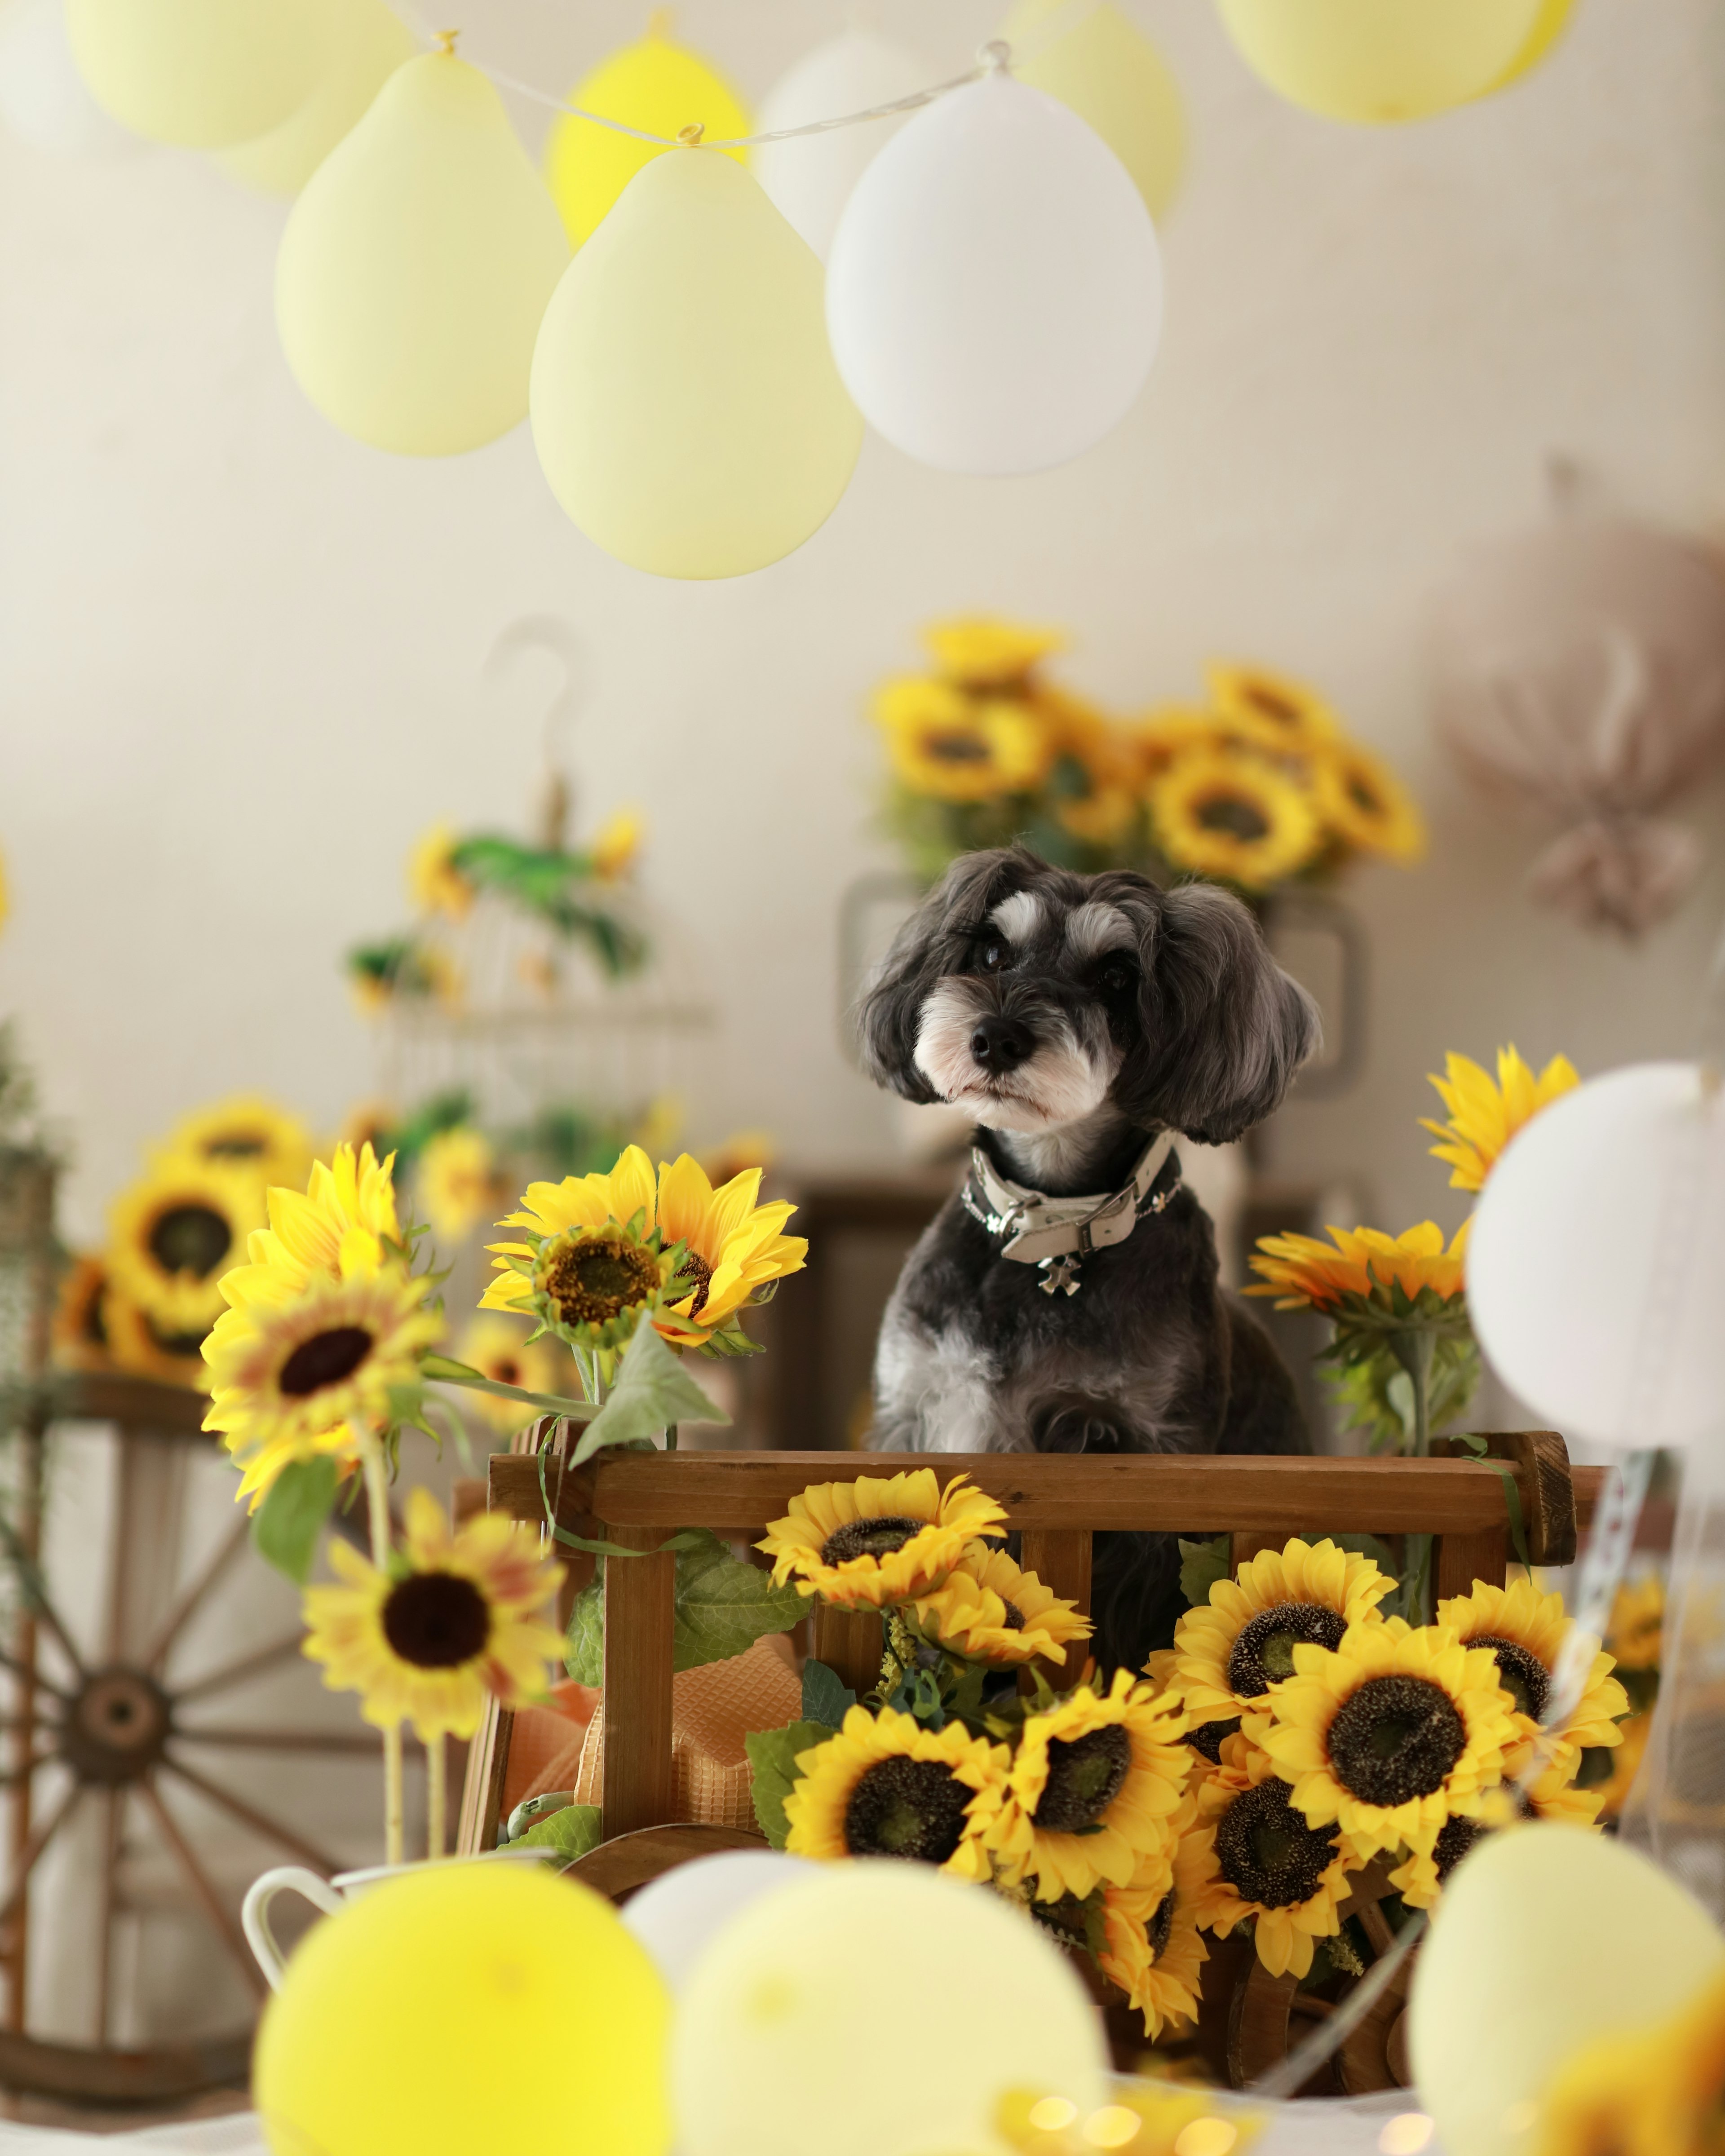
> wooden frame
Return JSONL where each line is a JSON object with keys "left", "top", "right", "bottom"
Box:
{"left": 457, "top": 1432, "right": 1602, "bottom": 1858}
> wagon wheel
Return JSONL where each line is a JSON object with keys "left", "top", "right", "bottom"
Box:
{"left": 0, "top": 1373, "right": 389, "bottom": 2107}
{"left": 1225, "top": 1861, "right": 1416, "bottom": 2096}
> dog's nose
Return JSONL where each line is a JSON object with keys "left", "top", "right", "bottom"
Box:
{"left": 969, "top": 1016, "right": 1033, "bottom": 1072}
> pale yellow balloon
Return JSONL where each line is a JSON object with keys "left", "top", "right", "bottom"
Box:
{"left": 530, "top": 146, "right": 863, "bottom": 580}
{"left": 1487, "top": 0, "right": 1575, "bottom": 93}
{"left": 218, "top": 0, "right": 415, "bottom": 196}
{"left": 1003, "top": 0, "right": 1186, "bottom": 221}
{"left": 544, "top": 21, "right": 750, "bottom": 249}
{"left": 277, "top": 50, "right": 570, "bottom": 457}
{"left": 1215, "top": 0, "right": 1546, "bottom": 123}
{"left": 1410, "top": 1825, "right": 1725, "bottom": 2156}
{"left": 65, "top": 0, "right": 327, "bottom": 148}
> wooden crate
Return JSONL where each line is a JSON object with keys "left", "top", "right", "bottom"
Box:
{"left": 457, "top": 1432, "right": 1601, "bottom": 1857}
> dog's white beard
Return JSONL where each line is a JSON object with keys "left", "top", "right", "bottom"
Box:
{"left": 912, "top": 985, "right": 1110, "bottom": 1132}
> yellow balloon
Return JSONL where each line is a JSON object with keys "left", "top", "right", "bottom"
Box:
{"left": 255, "top": 1861, "right": 671, "bottom": 2156}
{"left": 544, "top": 18, "right": 750, "bottom": 249}
{"left": 1215, "top": 0, "right": 1547, "bottom": 123}
{"left": 277, "top": 49, "right": 570, "bottom": 457}
{"left": 1002, "top": 0, "right": 1186, "bottom": 221}
{"left": 64, "top": 0, "right": 327, "bottom": 149}
{"left": 218, "top": 0, "right": 415, "bottom": 196}
{"left": 1488, "top": 0, "right": 1575, "bottom": 92}
{"left": 531, "top": 146, "right": 863, "bottom": 580}
{"left": 1410, "top": 1825, "right": 1725, "bottom": 2156}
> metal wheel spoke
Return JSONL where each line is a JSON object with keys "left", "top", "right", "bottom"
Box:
{"left": 136, "top": 1778, "right": 265, "bottom": 2003}
{"left": 0, "top": 1780, "right": 83, "bottom": 1938}
{"left": 0, "top": 1518, "right": 88, "bottom": 1684}
{"left": 161, "top": 1757, "right": 341, "bottom": 1877}
{"left": 172, "top": 1727, "right": 382, "bottom": 1756}
{"left": 0, "top": 1650, "right": 69, "bottom": 1706}
{"left": 172, "top": 1632, "right": 307, "bottom": 1705}
{"left": 95, "top": 1787, "right": 124, "bottom": 2046}
{"left": 144, "top": 1515, "right": 252, "bottom": 1675}
{"left": 0, "top": 1757, "right": 53, "bottom": 1789}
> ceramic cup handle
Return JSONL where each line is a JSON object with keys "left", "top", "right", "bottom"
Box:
{"left": 242, "top": 1866, "right": 343, "bottom": 1992}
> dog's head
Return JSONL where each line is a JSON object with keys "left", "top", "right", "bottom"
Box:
{"left": 858, "top": 847, "right": 1320, "bottom": 1146}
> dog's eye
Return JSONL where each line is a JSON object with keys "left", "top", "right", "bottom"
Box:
{"left": 973, "top": 937, "right": 1008, "bottom": 974}
{"left": 1097, "top": 957, "right": 1137, "bottom": 995}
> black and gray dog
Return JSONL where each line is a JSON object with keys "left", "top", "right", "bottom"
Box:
{"left": 858, "top": 845, "right": 1321, "bottom": 1675}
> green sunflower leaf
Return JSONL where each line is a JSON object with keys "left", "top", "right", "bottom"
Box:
{"left": 673, "top": 1530, "right": 806, "bottom": 1674}
{"left": 514, "top": 1802, "right": 603, "bottom": 1863}
{"left": 1178, "top": 1535, "right": 1230, "bottom": 1609}
{"left": 565, "top": 1563, "right": 605, "bottom": 1686}
{"left": 802, "top": 1658, "right": 857, "bottom": 1728}
{"left": 570, "top": 1321, "right": 729, "bottom": 1467}
{"left": 744, "top": 1719, "right": 836, "bottom": 1850}
{"left": 252, "top": 1454, "right": 342, "bottom": 1583}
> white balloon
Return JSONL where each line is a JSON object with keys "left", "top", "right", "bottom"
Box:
{"left": 0, "top": 0, "right": 132, "bottom": 154}
{"left": 825, "top": 68, "right": 1162, "bottom": 476}
{"left": 1468, "top": 1061, "right": 1725, "bottom": 1451}
{"left": 621, "top": 1851, "right": 814, "bottom": 1996}
{"left": 753, "top": 29, "right": 928, "bottom": 261}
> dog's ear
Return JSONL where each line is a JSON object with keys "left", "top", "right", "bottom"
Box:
{"left": 1119, "top": 882, "right": 1321, "bottom": 1144}
{"left": 856, "top": 849, "right": 1022, "bottom": 1101}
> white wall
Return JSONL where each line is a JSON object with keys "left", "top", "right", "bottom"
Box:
{"left": 3, "top": 0, "right": 1723, "bottom": 1253}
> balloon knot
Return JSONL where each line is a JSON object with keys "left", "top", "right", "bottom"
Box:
{"left": 677, "top": 122, "right": 705, "bottom": 145}
{"left": 435, "top": 27, "right": 458, "bottom": 54}
{"left": 978, "top": 39, "right": 1013, "bottom": 74}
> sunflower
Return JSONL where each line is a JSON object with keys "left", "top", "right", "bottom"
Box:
{"left": 230, "top": 1418, "right": 364, "bottom": 1515}
{"left": 1389, "top": 1756, "right": 1605, "bottom": 1910}
{"left": 202, "top": 1261, "right": 442, "bottom": 1460}
{"left": 1149, "top": 749, "right": 1320, "bottom": 890}
{"left": 1421, "top": 1046, "right": 1581, "bottom": 1195}
{"left": 155, "top": 1094, "right": 314, "bottom": 1191}
{"left": 1130, "top": 705, "right": 1225, "bottom": 782}
{"left": 253, "top": 1142, "right": 402, "bottom": 1288}
{"left": 408, "top": 822, "right": 474, "bottom": 920}
{"left": 107, "top": 1158, "right": 268, "bottom": 1335}
{"left": 452, "top": 1316, "right": 570, "bottom": 1436}
{"left": 1435, "top": 1577, "right": 1628, "bottom": 1776}
{"left": 104, "top": 1293, "right": 212, "bottom": 1391}
{"left": 1312, "top": 740, "right": 1425, "bottom": 863}
{"left": 651, "top": 1153, "right": 807, "bottom": 1352}
{"left": 590, "top": 807, "right": 641, "bottom": 882}
{"left": 921, "top": 616, "right": 1066, "bottom": 689}
{"left": 1098, "top": 1798, "right": 1212, "bottom": 2039}
{"left": 480, "top": 1144, "right": 660, "bottom": 1322}
{"left": 1538, "top": 1965, "right": 1725, "bottom": 2156}
{"left": 1252, "top": 1617, "right": 1519, "bottom": 1861}
{"left": 912, "top": 1545, "right": 1093, "bottom": 1668}
{"left": 52, "top": 1255, "right": 111, "bottom": 1370}
{"left": 1246, "top": 1219, "right": 1469, "bottom": 1314}
{"left": 1607, "top": 1576, "right": 1664, "bottom": 1674}
{"left": 874, "top": 678, "right": 1054, "bottom": 802}
{"left": 1172, "top": 1536, "right": 1397, "bottom": 1726}
{"left": 1206, "top": 662, "right": 1343, "bottom": 751}
{"left": 1189, "top": 1732, "right": 1359, "bottom": 1981}
{"left": 758, "top": 1470, "right": 1006, "bottom": 1610}
{"left": 784, "top": 1703, "right": 1008, "bottom": 1877}
{"left": 417, "top": 1126, "right": 500, "bottom": 1247}
{"left": 302, "top": 1487, "right": 563, "bottom": 1741}
{"left": 987, "top": 1669, "right": 1190, "bottom": 1901}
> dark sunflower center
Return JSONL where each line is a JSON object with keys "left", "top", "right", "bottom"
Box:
{"left": 1000, "top": 1599, "right": 1026, "bottom": 1633}
{"left": 1029, "top": 1892, "right": 1090, "bottom": 1946}
{"left": 926, "top": 729, "right": 991, "bottom": 765}
{"left": 381, "top": 1570, "right": 491, "bottom": 1669}
{"left": 673, "top": 1251, "right": 714, "bottom": 1320}
{"left": 1196, "top": 792, "right": 1269, "bottom": 842}
{"left": 1327, "top": 1675, "right": 1466, "bottom": 1806}
{"left": 1431, "top": 1812, "right": 1489, "bottom": 1887}
{"left": 1215, "top": 1777, "right": 1340, "bottom": 1909}
{"left": 1471, "top": 1635, "right": 1549, "bottom": 1720}
{"left": 147, "top": 1204, "right": 232, "bottom": 1280}
{"left": 844, "top": 1756, "right": 969, "bottom": 1864}
{"left": 1227, "top": 1602, "right": 1348, "bottom": 1698}
{"left": 80, "top": 1285, "right": 108, "bottom": 1349}
{"left": 146, "top": 1317, "right": 208, "bottom": 1358}
{"left": 546, "top": 1235, "right": 659, "bottom": 1328}
{"left": 493, "top": 1358, "right": 520, "bottom": 1386}
{"left": 1189, "top": 1717, "right": 1239, "bottom": 1765}
{"left": 278, "top": 1325, "right": 374, "bottom": 1398}
{"left": 1034, "top": 1724, "right": 1132, "bottom": 1833}
{"left": 1146, "top": 1889, "right": 1175, "bottom": 1959}
{"left": 821, "top": 1516, "right": 923, "bottom": 1566}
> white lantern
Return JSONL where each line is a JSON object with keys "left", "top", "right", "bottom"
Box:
{"left": 825, "top": 67, "right": 1162, "bottom": 476}
{"left": 620, "top": 1850, "right": 812, "bottom": 1996}
{"left": 0, "top": 0, "right": 133, "bottom": 153}
{"left": 753, "top": 28, "right": 929, "bottom": 261}
{"left": 1467, "top": 1061, "right": 1725, "bottom": 1451}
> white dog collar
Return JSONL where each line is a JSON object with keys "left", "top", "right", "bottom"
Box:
{"left": 959, "top": 1130, "right": 1181, "bottom": 1296}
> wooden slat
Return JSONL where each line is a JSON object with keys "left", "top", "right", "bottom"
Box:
{"left": 1229, "top": 1532, "right": 1286, "bottom": 1574}
{"left": 1435, "top": 1528, "right": 1511, "bottom": 1604}
{"left": 1020, "top": 1528, "right": 1093, "bottom": 1688}
{"left": 489, "top": 1449, "right": 1603, "bottom": 1539}
{"left": 455, "top": 1695, "right": 510, "bottom": 1857}
{"left": 602, "top": 1525, "right": 675, "bottom": 1837}
{"left": 811, "top": 1605, "right": 883, "bottom": 1701}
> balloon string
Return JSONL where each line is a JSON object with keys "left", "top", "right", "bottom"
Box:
{"left": 380, "top": 0, "right": 1109, "bottom": 152}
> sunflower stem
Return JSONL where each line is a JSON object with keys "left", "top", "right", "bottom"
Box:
{"left": 360, "top": 1435, "right": 405, "bottom": 1869}
{"left": 427, "top": 1733, "right": 446, "bottom": 1861}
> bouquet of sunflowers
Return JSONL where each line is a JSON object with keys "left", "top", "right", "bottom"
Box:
{"left": 744, "top": 1476, "right": 1629, "bottom": 2053}
{"left": 871, "top": 618, "right": 1424, "bottom": 896}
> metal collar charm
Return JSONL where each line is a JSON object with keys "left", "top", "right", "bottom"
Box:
{"left": 959, "top": 1131, "right": 1183, "bottom": 1296}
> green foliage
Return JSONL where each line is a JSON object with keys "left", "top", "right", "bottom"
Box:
{"left": 565, "top": 1564, "right": 604, "bottom": 1685}
{"left": 252, "top": 1455, "right": 341, "bottom": 1583}
{"left": 1178, "top": 1536, "right": 1230, "bottom": 1608}
{"left": 744, "top": 1720, "right": 835, "bottom": 1850}
{"left": 802, "top": 1658, "right": 856, "bottom": 1727}
{"left": 570, "top": 1322, "right": 728, "bottom": 1466}
{"left": 514, "top": 1803, "right": 603, "bottom": 1862}
{"left": 449, "top": 834, "right": 648, "bottom": 978}
{"left": 1324, "top": 1332, "right": 1481, "bottom": 1454}
{"left": 672, "top": 1530, "right": 806, "bottom": 1674}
